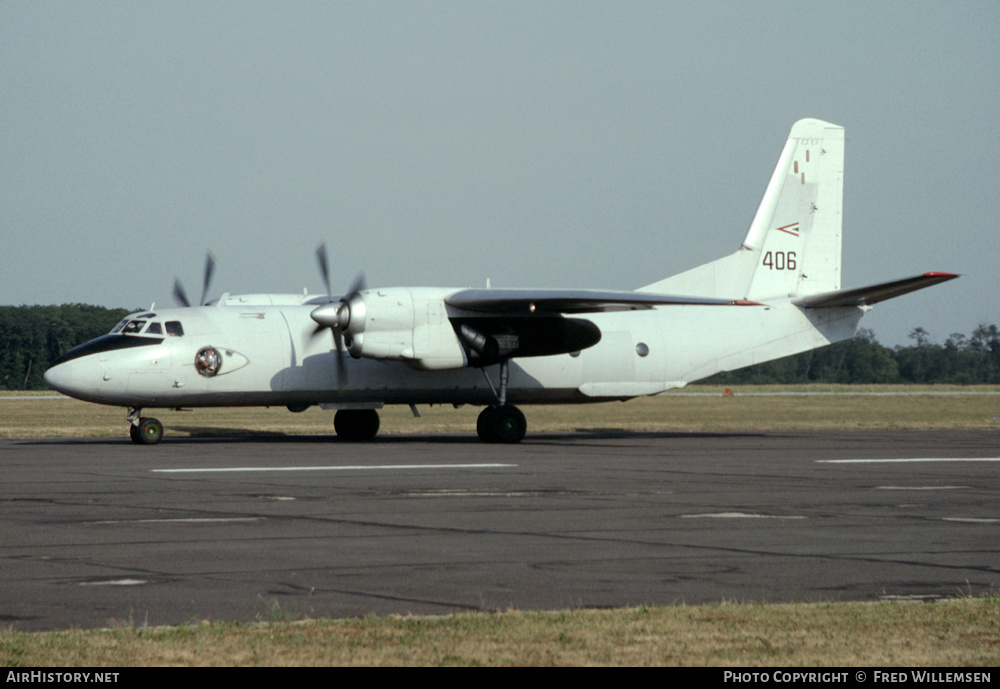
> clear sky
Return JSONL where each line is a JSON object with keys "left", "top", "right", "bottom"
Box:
{"left": 3, "top": 1, "right": 997, "bottom": 346}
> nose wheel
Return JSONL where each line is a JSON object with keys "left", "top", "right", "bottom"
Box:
{"left": 127, "top": 409, "right": 164, "bottom": 445}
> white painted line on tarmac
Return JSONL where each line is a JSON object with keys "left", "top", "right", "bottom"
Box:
{"left": 818, "top": 458, "right": 1000, "bottom": 464}
{"left": 679, "top": 512, "right": 805, "bottom": 519}
{"left": 876, "top": 485, "right": 968, "bottom": 490}
{"left": 93, "top": 517, "right": 263, "bottom": 524}
{"left": 875, "top": 486, "right": 968, "bottom": 490}
{"left": 151, "top": 463, "right": 517, "bottom": 474}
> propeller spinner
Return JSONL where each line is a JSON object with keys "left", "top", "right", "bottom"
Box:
{"left": 310, "top": 242, "right": 365, "bottom": 382}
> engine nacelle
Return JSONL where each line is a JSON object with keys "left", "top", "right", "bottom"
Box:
{"left": 332, "top": 287, "right": 468, "bottom": 370}
{"left": 310, "top": 286, "right": 604, "bottom": 371}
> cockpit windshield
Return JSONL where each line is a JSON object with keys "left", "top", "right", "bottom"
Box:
{"left": 110, "top": 314, "right": 182, "bottom": 337}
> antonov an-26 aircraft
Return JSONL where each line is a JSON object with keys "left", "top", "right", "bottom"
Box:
{"left": 45, "top": 119, "right": 956, "bottom": 445}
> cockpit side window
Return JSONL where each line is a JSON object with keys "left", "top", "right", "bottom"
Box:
{"left": 165, "top": 321, "right": 184, "bottom": 336}
{"left": 146, "top": 322, "right": 163, "bottom": 335}
{"left": 122, "top": 320, "right": 146, "bottom": 334}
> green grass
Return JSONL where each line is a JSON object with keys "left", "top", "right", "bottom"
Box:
{"left": 3, "top": 385, "right": 998, "bottom": 439}
{"left": 2, "top": 599, "right": 998, "bottom": 666}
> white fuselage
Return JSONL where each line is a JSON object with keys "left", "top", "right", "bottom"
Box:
{"left": 44, "top": 287, "right": 863, "bottom": 410}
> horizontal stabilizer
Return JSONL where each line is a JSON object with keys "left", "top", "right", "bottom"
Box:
{"left": 793, "top": 273, "right": 958, "bottom": 309}
{"left": 446, "top": 289, "right": 758, "bottom": 314}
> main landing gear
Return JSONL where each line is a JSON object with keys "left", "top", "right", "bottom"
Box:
{"left": 477, "top": 404, "right": 526, "bottom": 444}
{"left": 333, "top": 408, "right": 380, "bottom": 441}
{"left": 127, "top": 408, "right": 163, "bottom": 445}
{"left": 476, "top": 359, "right": 527, "bottom": 444}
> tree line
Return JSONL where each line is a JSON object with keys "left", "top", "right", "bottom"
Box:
{"left": 703, "top": 325, "right": 1000, "bottom": 385}
{"left": 1, "top": 304, "right": 998, "bottom": 390}
{"left": 1, "top": 305, "right": 134, "bottom": 390}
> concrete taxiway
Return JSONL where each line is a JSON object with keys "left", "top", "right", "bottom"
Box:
{"left": 2, "top": 430, "right": 998, "bottom": 631}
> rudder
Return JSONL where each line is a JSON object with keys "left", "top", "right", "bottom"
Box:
{"left": 639, "top": 118, "right": 844, "bottom": 301}
{"left": 743, "top": 118, "right": 844, "bottom": 300}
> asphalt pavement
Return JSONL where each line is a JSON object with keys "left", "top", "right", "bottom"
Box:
{"left": 2, "top": 429, "right": 998, "bottom": 631}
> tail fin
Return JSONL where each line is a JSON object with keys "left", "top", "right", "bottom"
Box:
{"left": 640, "top": 118, "right": 845, "bottom": 301}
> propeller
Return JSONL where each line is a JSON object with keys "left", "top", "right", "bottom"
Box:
{"left": 310, "top": 242, "right": 365, "bottom": 383}
{"left": 173, "top": 251, "right": 217, "bottom": 307}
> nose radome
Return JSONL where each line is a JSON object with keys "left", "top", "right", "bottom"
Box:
{"left": 44, "top": 362, "right": 71, "bottom": 395}
{"left": 43, "top": 360, "right": 94, "bottom": 400}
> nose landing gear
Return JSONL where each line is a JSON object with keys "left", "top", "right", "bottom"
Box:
{"left": 127, "top": 408, "right": 163, "bottom": 445}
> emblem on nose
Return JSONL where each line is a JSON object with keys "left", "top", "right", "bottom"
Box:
{"left": 195, "top": 346, "right": 222, "bottom": 377}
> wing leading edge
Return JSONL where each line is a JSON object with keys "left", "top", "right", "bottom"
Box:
{"left": 446, "top": 288, "right": 758, "bottom": 314}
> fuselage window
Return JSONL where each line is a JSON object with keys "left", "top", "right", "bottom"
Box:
{"left": 165, "top": 321, "right": 184, "bottom": 337}
{"left": 146, "top": 322, "right": 163, "bottom": 335}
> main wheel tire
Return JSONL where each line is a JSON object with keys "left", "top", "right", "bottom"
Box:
{"left": 494, "top": 405, "right": 526, "bottom": 444}
{"left": 477, "top": 405, "right": 526, "bottom": 444}
{"left": 334, "top": 409, "right": 380, "bottom": 441}
{"left": 477, "top": 406, "right": 494, "bottom": 440}
{"left": 135, "top": 418, "right": 164, "bottom": 445}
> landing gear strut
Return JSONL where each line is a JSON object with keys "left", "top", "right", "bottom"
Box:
{"left": 127, "top": 408, "right": 163, "bottom": 445}
{"left": 477, "top": 359, "right": 527, "bottom": 443}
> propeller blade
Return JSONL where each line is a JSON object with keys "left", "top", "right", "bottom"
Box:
{"left": 199, "top": 251, "right": 216, "bottom": 306}
{"left": 346, "top": 271, "right": 365, "bottom": 299}
{"left": 173, "top": 279, "right": 191, "bottom": 308}
{"left": 333, "top": 330, "right": 348, "bottom": 382}
{"left": 309, "top": 313, "right": 348, "bottom": 385}
{"left": 173, "top": 250, "right": 215, "bottom": 308}
{"left": 315, "top": 242, "right": 332, "bottom": 301}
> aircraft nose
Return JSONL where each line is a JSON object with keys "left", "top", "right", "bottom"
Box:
{"left": 44, "top": 359, "right": 95, "bottom": 400}
{"left": 44, "top": 361, "right": 71, "bottom": 395}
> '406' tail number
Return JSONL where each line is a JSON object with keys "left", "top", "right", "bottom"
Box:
{"left": 762, "top": 251, "right": 796, "bottom": 270}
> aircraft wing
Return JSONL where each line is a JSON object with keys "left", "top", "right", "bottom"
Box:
{"left": 445, "top": 288, "right": 757, "bottom": 314}
{"left": 793, "top": 272, "right": 958, "bottom": 309}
